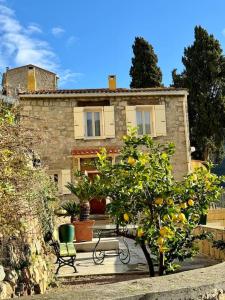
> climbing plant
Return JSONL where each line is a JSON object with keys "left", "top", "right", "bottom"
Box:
{"left": 0, "top": 101, "right": 58, "bottom": 238}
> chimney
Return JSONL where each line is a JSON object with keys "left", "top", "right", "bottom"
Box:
{"left": 108, "top": 75, "right": 116, "bottom": 90}
{"left": 27, "top": 65, "right": 36, "bottom": 91}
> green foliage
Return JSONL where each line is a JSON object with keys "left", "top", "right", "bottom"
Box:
{"left": 60, "top": 201, "right": 80, "bottom": 217}
{"left": 0, "top": 102, "right": 58, "bottom": 238}
{"left": 172, "top": 26, "right": 225, "bottom": 160}
{"left": 130, "top": 36, "right": 162, "bottom": 88}
{"left": 96, "top": 131, "right": 224, "bottom": 276}
{"left": 66, "top": 171, "right": 103, "bottom": 203}
{"left": 213, "top": 239, "right": 225, "bottom": 250}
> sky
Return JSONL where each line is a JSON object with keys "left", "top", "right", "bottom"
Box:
{"left": 1, "top": 0, "right": 225, "bottom": 89}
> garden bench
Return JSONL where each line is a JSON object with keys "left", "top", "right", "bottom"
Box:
{"left": 51, "top": 241, "right": 78, "bottom": 275}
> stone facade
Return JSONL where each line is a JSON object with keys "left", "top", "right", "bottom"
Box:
{"left": 20, "top": 89, "right": 191, "bottom": 194}
{"left": 2, "top": 65, "right": 57, "bottom": 96}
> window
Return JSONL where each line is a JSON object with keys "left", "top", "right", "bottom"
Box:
{"left": 136, "top": 109, "right": 151, "bottom": 135}
{"left": 126, "top": 105, "right": 167, "bottom": 137}
{"left": 85, "top": 111, "right": 101, "bottom": 137}
{"left": 53, "top": 174, "right": 58, "bottom": 184}
{"left": 74, "top": 106, "right": 115, "bottom": 139}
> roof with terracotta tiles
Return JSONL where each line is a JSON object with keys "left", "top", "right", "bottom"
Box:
{"left": 71, "top": 148, "right": 120, "bottom": 156}
{"left": 19, "top": 87, "right": 187, "bottom": 95}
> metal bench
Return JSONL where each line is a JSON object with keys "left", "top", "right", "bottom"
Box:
{"left": 51, "top": 241, "right": 78, "bottom": 275}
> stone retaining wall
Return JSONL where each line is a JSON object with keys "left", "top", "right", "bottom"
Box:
{"left": 207, "top": 208, "right": 225, "bottom": 227}
{"left": 20, "top": 262, "right": 225, "bottom": 299}
{"left": 195, "top": 225, "right": 225, "bottom": 260}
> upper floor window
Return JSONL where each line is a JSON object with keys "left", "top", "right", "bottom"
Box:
{"left": 86, "top": 111, "right": 101, "bottom": 137}
{"left": 126, "top": 105, "right": 167, "bottom": 137}
{"left": 136, "top": 109, "right": 151, "bottom": 135}
{"left": 74, "top": 106, "right": 115, "bottom": 139}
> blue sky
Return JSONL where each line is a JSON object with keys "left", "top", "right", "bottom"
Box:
{"left": 1, "top": 0, "right": 225, "bottom": 88}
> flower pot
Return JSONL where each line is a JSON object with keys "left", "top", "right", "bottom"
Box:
{"left": 73, "top": 220, "right": 95, "bottom": 242}
{"left": 58, "top": 224, "right": 75, "bottom": 243}
{"left": 90, "top": 198, "right": 106, "bottom": 214}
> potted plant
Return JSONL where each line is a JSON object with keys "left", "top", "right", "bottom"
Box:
{"left": 66, "top": 171, "right": 101, "bottom": 242}
{"left": 60, "top": 201, "right": 80, "bottom": 223}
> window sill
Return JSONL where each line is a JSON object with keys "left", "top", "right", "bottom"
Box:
{"left": 83, "top": 136, "right": 106, "bottom": 140}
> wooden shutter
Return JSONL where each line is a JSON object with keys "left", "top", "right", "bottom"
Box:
{"left": 125, "top": 106, "right": 136, "bottom": 134}
{"left": 104, "top": 106, "right": 115, "bottom": 138}
{"left": 155, "top": 105, "right": 167, "bottom": 136}
{"left": 74, "top": 107, "right": 84, "bottom": 139}
{"left": 61, "top": 169, "right": 71, "bottom": 194}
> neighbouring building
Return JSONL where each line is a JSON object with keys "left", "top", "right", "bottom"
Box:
{"left": 2, "top": 64, "right": 58, "bottom": 96}
{"left": 3, "top": 65, "right": 191, "bottom": 199}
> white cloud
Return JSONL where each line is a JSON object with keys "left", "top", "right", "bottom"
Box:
{"left": 59, "top": 69, "right": 83, "bottom": 87}
{"left": 222, "top": 28, "right": 225, "bottom": 37}
{"left": 66, "top": 35, "right": 77, "bottom": 47}
{"left": 0, "top": 2, "right": 57, "bottom": 70}
{"left": 51, "top": 26, "right": 65, "bottom": 37}
{"left": 0, "top": 2, "right": 79, "bottom": 86}
{"left": 26, "top": 23, "right": 42, "bottom": 34}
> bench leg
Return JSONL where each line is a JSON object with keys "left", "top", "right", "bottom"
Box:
{"left": 55, "top": 257, "right": 78, "bottom": 275}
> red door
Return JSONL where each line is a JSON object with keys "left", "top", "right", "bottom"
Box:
{"left": 87, "top": 171, "right": 106, "bottom": 215}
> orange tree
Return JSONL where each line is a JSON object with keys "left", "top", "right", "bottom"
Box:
{"left": 96, "top": 132, "right": 224, "bottom": 276}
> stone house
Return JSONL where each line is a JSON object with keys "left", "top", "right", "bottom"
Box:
{"left": 2, "top": 64, "right": 58, "bottom": 96}
{"left": 2, "top": 65, "right": 191, "bottom": 197}
{"left": 15, "top": 70, "right": 191, "bottom": 199}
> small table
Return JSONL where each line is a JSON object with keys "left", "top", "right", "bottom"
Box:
{"left": 92, "top": 224, "right": 135, "bottom": 265}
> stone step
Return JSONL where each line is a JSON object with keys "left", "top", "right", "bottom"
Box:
{"left": 75, "top": 237, "right": 119, "bottom": 253}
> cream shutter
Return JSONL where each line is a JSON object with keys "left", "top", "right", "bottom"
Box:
{"left": 61, "top": 169, "right": 71, "bottom": 194}
{"left": 125, "top": 106, "right": 136, "bottom": 134}
{"left": 74, "top": 107, "right": 84, "bottom": 139}
{"left": 155, "top": 105, "right": 167, "bottom": 136}
{"left": 104, "top": 106, "right": 115, "bottom": 138}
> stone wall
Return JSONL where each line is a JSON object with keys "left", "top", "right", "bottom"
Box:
{"left": 3, "top": 66, "right": 56, "bottom": 96}
{"left": 195, "top": 225, "right": 225, "bottom": 261}
{"left": 207, "top": 208, "right": 225, "bottom": 227}
{"left": 0, "top": 217, "right": 54, "bottom": 299}
{"left": 4, "top": 67, "right": 27, "bottom": 96}
{"left": 35, "top": 68, "right": 56, "bottom": 91}
{"left": 20, "top": 93, "right": 191, "bottom": 184}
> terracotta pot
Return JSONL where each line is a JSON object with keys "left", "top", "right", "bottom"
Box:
{"left": 73, "top": 220, "right": 95, "bottom": 242}
{"left": 90, "top": 198, "right": 106, "bottom": 214}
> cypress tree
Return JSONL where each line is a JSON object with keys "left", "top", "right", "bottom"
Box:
{"left": 172, "top": 26, "right": 225, "bottom": 160}
{"left": 130, "top": 37, "right": 162, "bottom": 88}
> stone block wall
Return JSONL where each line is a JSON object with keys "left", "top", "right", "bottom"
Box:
{"left": 195, "top": 225, "right": 225, "bottom": 261}
{"left": 2, "top": 65, "right": 57, "bottom": 96}
{"left": 20, "top": 93, "right": 191, "bottom": 182}
{"left": 35, "top": 68, "right": 57, "bottom": 91}
{"left": 207, "top": 208, "right": 225, "bottom": 227}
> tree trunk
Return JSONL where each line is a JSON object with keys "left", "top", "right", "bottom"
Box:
{"left": 203, "top": 145, "right": 209, "bottom": 161}
{"left": 140, "top": 241, "right": 155, "bottom": 277}
{"left": 158, "top": 252, "right": 164, "bottom": 276}
{"left": 117, "top": 230, "right": 155, "bottom": 277}
{"left": 80, "top": 201, "right": 90, "bottom": 221}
